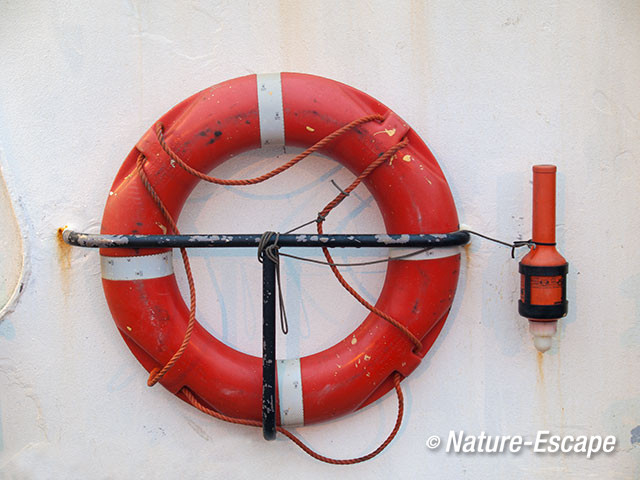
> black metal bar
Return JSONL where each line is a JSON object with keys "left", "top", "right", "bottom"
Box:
{"left": 62, "top": 229, "right": 470, "bottom": 249}
{"left": 261, "top": 250, "right": 277, "bottom": 441}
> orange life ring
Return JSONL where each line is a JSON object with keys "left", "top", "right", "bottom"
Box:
{"left": 100, "top": 73, "right": 461, "bottom": 426}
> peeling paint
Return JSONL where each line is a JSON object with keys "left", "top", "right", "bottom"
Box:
{"left": 374, "top": 234, "right": 410, "bottom": 244}
{"left": 373, "top": 128, "right": 397, "bottom": 137}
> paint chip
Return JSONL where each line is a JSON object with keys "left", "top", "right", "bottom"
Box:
{"left": 306, "top": 126, "right": 315, "bottom": 132}
{"left": 402, "top": 155, "right": 412, "bottom": 162}
{"left": 351, "top": 336, "right": 357, "bottom": 345}
{"left": 126, "top": 326, "right": 132, "bottom": 331}
{"left": 374, "top": 128, "right": 397, "bottom": 137}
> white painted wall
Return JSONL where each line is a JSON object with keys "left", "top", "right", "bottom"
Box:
{"left": 1, "top": 1, "right": 639, "bottom": 478}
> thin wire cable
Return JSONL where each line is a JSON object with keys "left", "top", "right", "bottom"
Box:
{"left": 462, "top": 229, "right": 514, "bottom": 248}
{"left": 462, "top": 229, "right": 534, "bottom": 258}
{"left": 277, "top": 137, "right": 422, "bottom": 350}
{"left": 279, "top": 247, "right": 433, "bottom": 266}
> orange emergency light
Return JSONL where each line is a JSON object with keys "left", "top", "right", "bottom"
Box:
{"left": 519, "top": 165, "right": 568, "bottom": 352}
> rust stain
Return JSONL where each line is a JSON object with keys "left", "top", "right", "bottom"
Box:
{"left": 56, "top": 227, "right": 72, "bottom": 297}
{"left": 463, "top": 242, "right": 471, "bottom": 268}
{"left": 535, "top": 351, "right": 548, "bottom": 426}
{"left": 409, "top": 0, "right": 433, "bottom": 96}
{"left": 56, "top": 227, "right": 71, "bottom": 268}
{"left": 536, "top": 351, "right": 544, "bottom": 383}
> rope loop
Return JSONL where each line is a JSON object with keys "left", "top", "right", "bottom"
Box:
{"left": 182, "top": 371, "right": 405, "bottom": 465}
{"left": 257, "top": 231, "right": 288, "bottom": 334}
{"left": 257, "top": 231, "right": 281, "bottom": 264}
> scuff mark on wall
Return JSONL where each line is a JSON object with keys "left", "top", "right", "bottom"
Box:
{"left": 0, "top": 358, "right": 49, "bottom": 445}
{"left": 185, "top": 417, "right": 211, "bottom": 442}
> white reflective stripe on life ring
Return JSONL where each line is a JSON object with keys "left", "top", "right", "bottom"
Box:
{"left": 277, "top": 358, "right": 305, "bottom": 426}
{"left": 256, "top": 73, "right": 285, "bottom": 147}
{"left": 388, "top": 245, "right": 462, "bottom": 261}
{"left": 101, "top": 252, "right": 173, "bottom": 281}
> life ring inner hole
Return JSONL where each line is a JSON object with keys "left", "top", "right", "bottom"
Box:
{"left": 172, "top": 144, "right": 390, "bottom": 359}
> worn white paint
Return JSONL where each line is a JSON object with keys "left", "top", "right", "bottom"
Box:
{"left": 0, "top": 1, "right": 639, "bottom": 478}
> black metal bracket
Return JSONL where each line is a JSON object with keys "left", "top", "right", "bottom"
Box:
{"left": 62, "top": 230, "right": 470, "bottom": 249}
{"left": 261, "top": 247, "right": 278, "bottom": 440}
{"left": 63, "top": 228, "right": 470, "bottom": 439}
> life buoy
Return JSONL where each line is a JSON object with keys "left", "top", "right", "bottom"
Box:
{"left": 100, "top": 73, "right": 461, "bottom": 426}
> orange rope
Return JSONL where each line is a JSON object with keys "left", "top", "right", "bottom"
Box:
{"left": 154, "top": 114, "right": 384, "bottom": 186}
{"left": 135, "top": 156, "right": 197, "bottom": 387}
{"left": 182, "top": 372, "right": 404, "bottom": 465}
{"left": 315, "top": 138, "right": 423, "bottom": 352}
{"left": 135, "top": 114, "right": 416, "bottom": 463}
